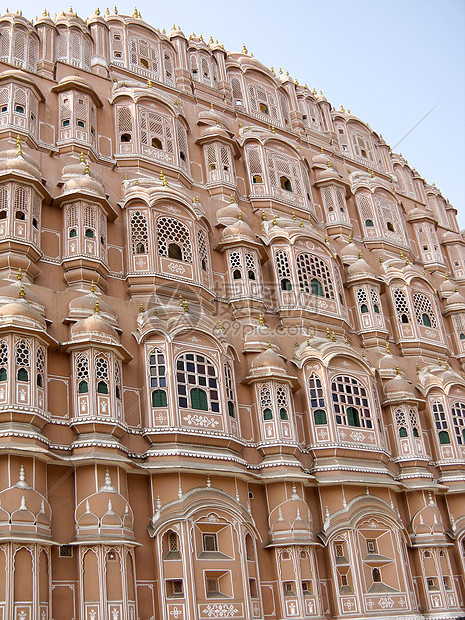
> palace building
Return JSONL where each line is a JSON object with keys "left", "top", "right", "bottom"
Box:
{"left": 0, "top": 7, "right": 464, "bottom": 620}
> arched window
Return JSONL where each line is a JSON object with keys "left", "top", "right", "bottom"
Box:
{"left": 331, "top": 375, "right": 372, "bottom": 429}
{"left": 151, "top": 137, "right": 163, "bottom": 149}
{"left": 114, "top": 362, "right": 121, "bottom": 400}
{"left": 365, "top": 219, "right": 374, "bottom": 227}
{"left": 95, "top": 356, "right": 109, "bottom": 395}
{"left": 0, "top": 339, "right": 8, "bottom": 382}
{"left": 260, "top": 384, "right": 273, "bottom": 420}
{"left": 361, "top": 304, "right": 369, "bottom": 314}
{"left": 372, "top": 568, "right": 381, "bottom": 583}
{"left": 130, "top": 211, "right": 149, "bottom": 255}
{"left": 252, "top": 174, "right": 263, "bottom": 184}
{"left": 15, "top": 339, "right": 30, "bottom": 382}
{"left": 310, "top": 278, "right": 324, "bottom": 297}
{"left": 314, "top": 409, "right": 327, "bottom": 425}
{"left": 157, "top": 218, "right": 192, "bottom": 262}
{"left": 224, "top": 362, "right": 236, "bottom": 419}
{"left": 393, "top": 289, "right": 411, "bottom": 325}
{"left": 296, "top": 253, "right": 335, "bottom": 299}
{"left": 277, "top": 385, "right": 289, "bottom": 421}
{"left": 275, "top": 249, "right": 293, "bottom": 292}
{"left": 149, "top": 348, "right": 167, "bottom": 407}
{"left": 198, "top": 229, "right": 210, "bottom": 274}
{"left": 14, "top": 185, "right": 28, "bottom": 221}
{"left": 413, "top": 293, "right": 437, "bottom": 328}
{"left": 176, "top": 353, "right": 219, "bottom": 413}
{"left": 36, "top": 346, "right": 45, "bottom": 389}
{"left": 386, "top": 221, "right": 395, "bottom": 232}
{"left": 432, "top": 400, "right": 450, "bottom": 445}
{"left": 233, "top": 269, "right": 241, "bottom": 280}
{"left": 259, "top": 102, "right": 269, "bottom": 115}
{"left": 399, "top": 427, "right": 408, "bottom": 437}
{"left": 168, "top": 242, "right": 182, "bottom": 260}
{"left": 280, "top": 176, "right": 292, "bottom": 192}
{"left": 117, "top": 107, "right": 133, "bottom": 143}
{"left": 451, "top": 402, "right": 465, "bottom": 445}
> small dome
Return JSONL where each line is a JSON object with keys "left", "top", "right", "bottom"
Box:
{"left": 223, "top": 218, "right": 255, "bottom": 241}
{"left": 250, "top": 348, "right": 288, "bottom": 374}
{"left": 62, "top": 165, "right": 105, "bottom": 199}
{"left": 0, "top": 146, "right": 41, "bottom": 181}
{"left": 0, "top": 299, "right": 46, "bottom": 329}
{"left": 216, "top": 201, "right": 241, "bottom": 226}
{"left": 340, "top": 241, "right": 359, "bottom": 265}
{"left": 312, "top": 152, "right": 328, "bottom": 167}
{"left": 72, "top": 313, "right": 119, "bottom": 342}
{"left": 200, "top": 124, "right": 230, "bottom": 140}
{"left": 0, "top": 280, "right": 45, "bottom": 312}
{"left": 316, "top": 166, "right": 341, "bottom": 182}
{"left": 442, "top": 230, "right": 460, "bottom": 243}
{"left": 378, "top": 350, "right": 398, "bottom": 373}
{"left": 446, "top": 289, "right": 465, "bottom": 307}
{"left": 348, "top": 256, "right": 376, "bottom": 278}
{"left": 439, "top": 277, "right": 456, "bottom": 299}
{"left": 384, "top": 374, "right": 415, "bottom": 397}
{"left": 69, "top": 292, "right": 118, "bottom": 325}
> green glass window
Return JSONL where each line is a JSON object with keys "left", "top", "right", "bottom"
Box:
{"left": 78, "top": 380, "right": 88, "bottom": 394}
{"left": 17, "top": 368, "right": 28, "bottom": 381}
{"left": 190, "top": 387, "right": 208, "bottom": 411}
{"left": 439, "top": 431, "right": 450, "bottom": 445}
{"left": 97, "top": 380, "right": 108, "bottom": 394}
{"left": 399, "top": 427, "right": 408, "bottom": 437}
{"left": 311, "top": 278, "right": 324, "bottom": 297}
{"left": 152, "top": 389, "right": 167, "bottom": 407}
{"left": 228, "top": 401, "right": 235, "bottom": 418}
{"left": 0, "top": 368, "right": 6, "bottom": 381}
{"left": 347, "top": 406, "right": 360, "bottom": 427}
{"left": 422, "top": 313, "right": 431, "bottom": 327}
{"left": 279, "top": 408, "right": 288, "bottom": 420}
{"left": 313, "top": 409, "right": 327, "bottom": 425}
{"left": 263, "top": 408, "right": 273, "bottom": 420}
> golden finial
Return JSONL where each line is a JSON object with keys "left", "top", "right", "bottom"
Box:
{"left": 292, "top": 212, "right": 296, "bottom": 220}
{"left": 347, "top": 109, "right": 351, "bottom": 114}
{"left": 371, "top": 170, "right": 375, "bottom": 178}
{"left": 270, "top": 66, "right": 275, "bottom": 75}
{"left": 300, "top": 219, "right": 304, "bottom": 228}
{"left": 242, "top": 44, "right": 248, "bottom": 54}
{"left": 307, "top": 337, "right": 310, "bottom": 346}
{"left": 80, "top": 152, "right": 85, "bottom": 163}
{"left": 210, "top": 102, "right": 214, "bottom": 110}
{"left": 327, "top": 160, "right": 331, "bottom": 168}
{"left": 400, "top": 251, "right": 404, "bottom": 259}
{"left": 153, "top": 307, "right": 157, "bottom": 316}
{"left": 359, "top": 252, "right": 363, "bottom": 260}
{"left": 268, "top": 341, "right": 272, "bottom": 349}
{"left": 209, "top": 36, "right": 213, "bottom": 45}
{"left": 340, "top": 105, "right": 345, "bottom": 112}
{"left": 361, "top": 349, "right": 366, "bottom": 357}
{"left": 262, "top": 211, "right": 267, "bottom": 221}
{"left": 19, "top": 283, "right": 25, "bottom": 298}
{"left": 345, "top": 337, "right": 349, "bottom": 345}
{"left": 325, "top": 234, "right": 329, "bottom": 243}
{"left": 238, "top": 211, "right": 242, "bottom": 220}
{"left": 198, "top": 33, "right": 202, "bottom": 40}
{"left": 147, "top": 79, "right": 152, "bottom": 88}
{"left": 326, "top": 327, "right": 330, "bottom": 339}
{"left": 16, "top": 136, "right": 22, "bottom": 156}
{"left": 139, "top": 303, "right": 144, "bottom": 313}
{"left": 438, "top": 358, "right": 442, "bottom": 367}
{"left": 416, "top": 363, "right": 420, "bottom": 372}
{"left": 217, "top": 321, "right": 224, "bottom": 331}
{"left": 133, "top": 7, "right": 138, "bottom": 16}
{"left": 294, "top": 338, "right": 298, "bottom": 347}
{"left": 94, "top": 300, "right": 100, "bottom": 313}
{"left": 332, "top": 332, "right": 336, "bottom": 342}
{"left": 273, "top": 215, "right": 277, "bottom": 226}
{"left": 184, "top": 301, "right": 189, "bottom": 313}
{"left": 258, "top": 313, "right": 264, "bottom": 326}
{"left": 114, "top": 6, "right": 117, "bottom": 14}
{"left": 90, "top": 280, "right": 95, "bottom": 293}
{"left": 386, "top": 342, "right": 390, "bottom": 354}
{"left": 230, "top": 194, "right": 235, "bottom": 203}
{"left": 106, "top": 7, "right": 109, "bottom": 14}
{"left": 379, "top": 256, "right": 383, "bottom": 263}
{"left": 295, "top": 78, "right": 299, "bottom": 86}
{"left": 95, "top": 7, "right": 100, "bottom": 14}
{"left": 312, "top": 88, "right": 317, "bottom": 95}
{"left": 445, "top": 272, "right": 449, "bottom": 280}
{"left": 163, "top": 176, "right": 168, "bottom": 187}
{"left": 348, "top": 234, "right": 352, "bottom": 243}
{"left": 179, "top": 295, "right": 183, "bottom": 307}
{"left": 85, "top": 162, "right": 90, "bottom": 175}
{"left": 135, "top": 179, "right": 139, "bottom": 185}
{"left": 17, "top": 268, "right": 22, "bottom": 281}
{"left": 271, "top": 126, "right": 276, "bottom": 134}
{"left": 396, "top": 365, "right": 400, "bottom": 375}
{"left": 445, "top": 362, "right": 449, "bottom": 370}
{"left": 160, "top": 170, "right": 164, "bottom": 181}
{"left": 279, "top": 67, "right": 283, "bottom": 74}
{"left": 405, "top": 258, "right": 410, "bottom": 265}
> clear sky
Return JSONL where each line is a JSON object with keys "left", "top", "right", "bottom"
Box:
{"left": 16, "top": 0, "right": 465, "bottom": 227}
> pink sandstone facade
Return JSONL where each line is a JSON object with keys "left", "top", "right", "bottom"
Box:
{"left": 0, "top": 7, "right": 463, "bottom": 620}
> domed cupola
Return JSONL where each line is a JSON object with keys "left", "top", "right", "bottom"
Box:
{"left": 312, "top": 151, "right": 350, "bottom": 235}
{"left": 68, "top": 283, "right": 118, "bottom": 328}
{"left": 74, "top": 469, "right": 134, "bottom": 543}
{"left": 439, "top": 274, "right": 457, "bottom": 300}
{"left": 216, "top": 195, "right": 241, "bottom": 227}
{"left": 383, "top": 367, "right": 417, "bottom": 404}
{"left": 347, "top": 252, "right": 377, "bottom": 283}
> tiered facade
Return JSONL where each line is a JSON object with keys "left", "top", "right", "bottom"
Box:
{"left": 0, "top": 7, "right": 464, "bottom": 620}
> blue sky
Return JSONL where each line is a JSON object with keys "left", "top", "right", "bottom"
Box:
{"left": 17, "top": 0, "right": 465, "bottom": 227}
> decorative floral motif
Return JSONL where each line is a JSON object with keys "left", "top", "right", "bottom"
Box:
{"left": 183, "top": 414, "right": 219, "bottom": 428}
{"left": 350, "top": 431, "right": 364, "bottom": 442}
{"left": 378, "top": 596, "right": 395, "bottom": 609}
{"left": 202, "top": 604, "right": 239, "bottom": 618}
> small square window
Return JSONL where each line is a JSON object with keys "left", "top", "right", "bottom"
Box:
{"left": 202, "top": 533, "right": 217, "bottom": 552}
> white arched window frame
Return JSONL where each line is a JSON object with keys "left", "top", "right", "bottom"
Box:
{"left": 245, "top": 146, "right": 267, "bottom": 196}
{"left": 392, "top": 405, "right": 425, "bottom": 457}
{"left": 355, "top": 285, "right": 385, "bottom": 331}
{"left": 451, "top": 401, "right": 465, "bottom": 447}
{"left": 128, "top": 36, "right": 160, "bottom": 80}
{"left": 350, "top": 129, "right": 375, "bottom": 166}
{"left": 148, "top": 346, "right": 168, "bottom": 413}
{"left": 64, "top": 201, "right": 106, "bottom": 263}
{"left": 307, "top": 372, "right": 328, "bottom": 437}
{"left": 321, "top": 185, "right": 350, "bottom": 225}
{"left": 138, "top": 107, "right": 175, "bottom": 164}
{"left": 116, "top": 105, "right": 134, "bottom": 152}
{"left": 356, "top": 191, "right": 407, "bottom": 247}
{"left": 414, "top": 222, "right": 443, "bottom": 265}
{"left": 0, "top": 26, "right": 38, "bottom": 71}
{"left": 299, "top": 98, "right": 321, "bottom": 132}
{"left": 58, "top": 91, "right": 96, "bottom": 147}
{"left": 278, "top": 91, "right": 291, "bottom": 127}
{"left": 412, "top": 292, "right": 438, "bottom": 328}
{"left": 109, "top": 28, "right": 125, "bottom": 64}
{"left": 56, "top": 28, "right": 91, "bottom": 70}
{"left": 204, "top": 142, "right": 234, "bottom": 184}
{"left": 0, "top": 82, "right": 39, "bottom": 137}
{"left": 229, "top": 74, "right": 245, "bottom": 110}
{"left": 176, "top": 352, "right": 220, "bottom": 413}
{"left": 266, "top": 149, "right": 305, "bottom": 206}
{"left": 157, "top": 217, "right": 192, "bottom": 263}
{"left": 226, "top": 247, "right": 262, "bottom": 299}
{"left": 258, "top": 381, "right": 295, "bottom": 441}
{"left": 190, "top": 51, "right": 218, "bottom": 88}
{"left": 176, "top": 120, "right": 190, "bottom": 173}
{"left": 296, "top": 252, "right": 335, "bottom": 299}
{"left": 247, "top": 80, "right": 280, "bottom": 124}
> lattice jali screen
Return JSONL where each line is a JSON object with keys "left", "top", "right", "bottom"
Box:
{"left": 157, "top": 217, "right": 192, "bottom": 262}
